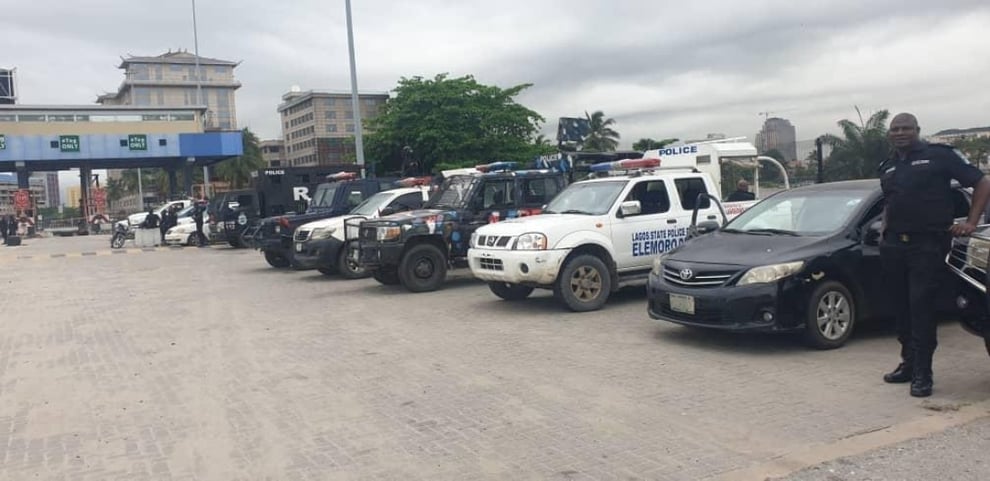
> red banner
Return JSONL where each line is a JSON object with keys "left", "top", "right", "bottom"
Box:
{"left": 13, "top": 189, "right": 30, "bottom": 211}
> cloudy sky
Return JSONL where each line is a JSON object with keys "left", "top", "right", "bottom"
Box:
{"left": 8, "top": 0, "right": 990, "bottom": 156}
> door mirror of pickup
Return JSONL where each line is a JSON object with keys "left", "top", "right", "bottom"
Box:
{"left": 618, "top": 200, "right": 641, "bottom": 218}
{"left": 864, "top": 220, "right": 883, "bottom": 246}
{"left": 695, "top": 220, "right": 720, "bottom": 235}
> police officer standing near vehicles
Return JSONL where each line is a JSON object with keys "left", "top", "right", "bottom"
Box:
{"left": 880, "top": 112, "right": 990, "bottom": 397}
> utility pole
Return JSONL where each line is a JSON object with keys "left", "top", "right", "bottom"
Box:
{"left": 815, "top": 136, "right": 824, "bottom": 184}
{"left": 345, "top": 0, "right": 367, "bottom": 177}
{"left": 192, "top": 0, "right": 210, "bottom": 198}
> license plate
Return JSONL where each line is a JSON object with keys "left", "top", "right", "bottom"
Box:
{"left": 669, "top": 293, "right": 695, "bottom": 315}
{"left": 295, "top": 243, "right": 303, "bottom": 252}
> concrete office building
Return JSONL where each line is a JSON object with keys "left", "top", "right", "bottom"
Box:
{"left": 755, "top": 117, "right": 798, "bottom": 163}
{"left": 930, "top": 126, "right": 990, "bottom": 144}
{"left": 277, "top": 89, "right": 389, "bottom": 167}
{"left": 260, "top": 139, "right": 286, "bottom": 167}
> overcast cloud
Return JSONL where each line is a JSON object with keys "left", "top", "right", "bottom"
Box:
{"left": 8, "top": 0, "right": 990, "bottom": 152}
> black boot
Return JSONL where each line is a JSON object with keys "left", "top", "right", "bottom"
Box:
{"left": 883, "top": 362, "right": 913, "bottom": 383}
{"left": 910, "top": 371, "right": 933, "bottom": 397}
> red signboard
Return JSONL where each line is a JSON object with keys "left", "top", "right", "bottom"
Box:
{"left": 90, "top": 188, "right": 107, "bottom": 215}
{"left": 13, "top": 189, "right": 30, "bottom": 211}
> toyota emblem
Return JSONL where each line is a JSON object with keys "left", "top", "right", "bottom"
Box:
{"left": 678, "top": 268, "right": 694, "bottom": 280}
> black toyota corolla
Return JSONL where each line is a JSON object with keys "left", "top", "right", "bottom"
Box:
{"left": 647, "top": 179, "right": 975, "bottom": 349}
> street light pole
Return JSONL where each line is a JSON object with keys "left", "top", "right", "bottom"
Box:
{"left": 345, "top": 0, "right": 367, "bottom": 177}
{"left": 192, "top": 0, "right": 210, "bottom": 198}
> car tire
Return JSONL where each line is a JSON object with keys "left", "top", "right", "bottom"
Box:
{"left": 337, "top": 242, "right": 369, "bottom": 280}
{"left": 372, "top": 267, "right": 400, "bottom": 285}
{"left": 186, "top": 234, "right": 197, "bottom": 247}
{"left": 264, "top": 251, "right": 291, "bottom": 268}
{"left": 317, "top": 267, "right": 337, "bottom": 276}
{"left": 554, "top": 254, "right": 612, "bottom": 312}
{"left": 398, "top": 244, "right": 447, "bottom": 292}
{"left": 488, "top": 282, "right": 534, "bottom": 301}
{"left": 803, "top": 280, "right": 856, "bottom": 350}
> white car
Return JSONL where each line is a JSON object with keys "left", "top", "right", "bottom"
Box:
{"left": 468, "top": 160, "right": 757, "bottom": 312}
{"left": 117, "top": 199, "right": 194, "bottom": 231}
{"left": 293, "top": 186, "right": 432, "bottom": 277}
{"left": 163, "top": 205, "right": 209, "bottom": 246}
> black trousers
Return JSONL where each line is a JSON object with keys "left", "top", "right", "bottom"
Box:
{"left": 879, "top": 232, "right": 950, "bottom": 374}
{"left": 194, "top": 222, "right": 206, "bottom": 246}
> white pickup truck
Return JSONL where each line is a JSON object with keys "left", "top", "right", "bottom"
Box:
{"left": 467, "top": 160, "right": 757, "bottom": 312}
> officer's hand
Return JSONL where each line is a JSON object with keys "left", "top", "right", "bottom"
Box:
{"left": 950, "top": 222, "right": 978, "bottom": 237}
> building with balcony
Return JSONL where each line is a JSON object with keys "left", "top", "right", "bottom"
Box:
{"left": 96, "top": 50, "right": 241, "bottom": 131}
{"left": 260, "top": 139, "right": 285, "bottom": 167}
{"left": 929, "top": 126, "right": 990, "bottom": 144}
{"left": 277, "top": 89, "right": 389, "bottom": 167}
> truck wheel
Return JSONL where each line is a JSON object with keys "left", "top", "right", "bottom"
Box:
{"left": 398, "top": 244, "right": 447, "bottom": 292}
{"left": 554, "top": 254, "right": 611, "bottom": 312}
{"left": 317, "top": 267, "right": 336, "bottom": 276}
{"left": 264, "top": 251, "right": 291, "bottom": 268}
{"left": 337, "top": 242, "right": 369, "bottom": 280}
{"left": 802, "top": 281, "right": 856, "bottom": 350}
{"left": 228, "top": 237, "right": 244, "bottom": 248}
{"left": 489, "top": 282, "right": 534, "bottom": 301}
{"left": 372, "top": 267, "right": 400, "bottom": 285}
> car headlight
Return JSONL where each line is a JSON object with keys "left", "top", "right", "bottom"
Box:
{"left": 737, "top": 261, "right": 805, "bottom": 286}
{"left": 470, "top": 231, "right": 479, "bottom": 248}
{"left": 311, "top": 227, "right": 336, "bottom": 240}
{"left": 652, "top": 254, "right": 669, "bottom": 276}
{"left": 376, "top": 226, "right": 401, "bottom": 241}
{"left": 514, "top": 233, "right": 547, "bottom": 250}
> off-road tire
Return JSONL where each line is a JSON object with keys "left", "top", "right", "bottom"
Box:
{"left": 398, "top": 244, "right": 447, "bottom": 292}
{"left": 372, "top": 267, "right": 401, "bottom": 285}
{"left": 553, "top": 254, "right": 612, "bottom": 312}
{"left": 803, "top": 280, "right": 856, "bottom": 350}
{"left": 337, "top": 242, "right": 370, "bottom": 280}
{"left": 264, "top": 251, "right": 291, "bottom": 268}
{"left": 489, "top": 282, "right": 534, "bottom": 301}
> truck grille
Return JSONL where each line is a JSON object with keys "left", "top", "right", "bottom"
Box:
{"left": 359, "top": 227, "right": 377, "bottom": 242}
{"left": 294, "top": 229, "right": 311, "bottom": 242}
{"left": 662, "top": 266, "right": 736, "bottom": 287}
{"left": 476, "top": 235, "right": 512, "bottom": 248}
{"left": 478, "top": 258, "right": 504, "bottom": 271}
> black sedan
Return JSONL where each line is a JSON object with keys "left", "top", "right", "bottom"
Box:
{"left": 647, "top": 179, "right": 976, "bottom": 349}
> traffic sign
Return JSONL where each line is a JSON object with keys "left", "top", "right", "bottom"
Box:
{"left": 59, "top": 135, "right": 80, "bottom": 152}
{"left": 13, "top": 189, "right": 30, "bottom": 210}
{"left": 0, "top": 134, "right": 5, "bottom": 150}
{"left": 128, "top": 134, "right": 147, "bottom": 151}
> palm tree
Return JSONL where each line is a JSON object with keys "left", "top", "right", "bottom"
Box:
{"left": 581, "top": 110, "right": 620, "bottom": 152}
{"left": 216, "top": 128, "right": 264, "bottom": 189}
{"left": 821, "top": 107, "right": 891, "bottom": 181}
{"left": 632, "top": 138, "right": 679, "bottom": 151}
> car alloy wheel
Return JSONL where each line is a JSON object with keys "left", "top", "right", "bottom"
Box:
{"left": 817, "top": 291, "right": 851, "bottom": 341}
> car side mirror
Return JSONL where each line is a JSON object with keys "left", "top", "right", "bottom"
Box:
{"left": 618, "top": 200, "right": 641, "bottom": 218}
{"left": 696, "top": 220, "right": 720, "bottom": 235}
{"left": 380, "top": 206, "right": 397, "bottom": 216}
{"left": 864, "top": 220, "right": 882, "bottom": 246}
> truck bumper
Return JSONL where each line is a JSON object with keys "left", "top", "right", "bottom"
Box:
{"left": 293, "top": 238, "right": 343, "bottom": 270}
{"left": 468, "top": 248, "right": 570, "bottom": 286}
{"left": 358, "top": 242, "right": 403, "bottom": 270}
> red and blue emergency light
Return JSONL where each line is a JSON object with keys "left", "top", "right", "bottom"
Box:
{"left": 394, "top": 176, "right": 434, "bottom": 187}
{"left": 327, "top": 171, "right": 358, "bottom": 181}
{"left": 588, "top": 157, "right": 661, "bottom": 173}
{"left": 475, "top": 161, "right": 519, "bottom": 172}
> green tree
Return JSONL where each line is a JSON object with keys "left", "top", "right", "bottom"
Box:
{"left": 821, "top": 107, "right": 891, "bottom": 181}
{"left": 580, "top": 110, "right": 620, "bottom": 152}
{"left": 952, "top": 137, "right": 990, "bottom": 169}
{"left": 632, "top": 138, "right": 679, "bottom": 151}
{"left": 216, "top": 127, "right": 265, "bottom": 189}
{"left": 365, "top": 73, "right": 545, "bottom": 174}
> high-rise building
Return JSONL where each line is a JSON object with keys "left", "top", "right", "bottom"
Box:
{"left": 277, "top": 89, "right": 389, "bottom": 167}
{"left": 260, "top": 139, "right": 286, "bottom": 167}
{"left": 97, "top": 50, "right": 241, "bottom": 131}
{"left": 755, "top": 117, "right": 798, "bottom": 163}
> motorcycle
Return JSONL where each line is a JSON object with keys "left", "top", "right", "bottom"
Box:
{"left": 110, "top": 222, "right": 130, "bottom": 249}
{"left": 945, "top": 227, "right": 990, "bottom": 357}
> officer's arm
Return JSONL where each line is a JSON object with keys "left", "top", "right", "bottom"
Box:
{"left": 968, "top": 176, "right": 990, "bottom": 226}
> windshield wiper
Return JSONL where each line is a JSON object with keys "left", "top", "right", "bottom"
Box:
{"left": 558, "top": 209, "right": 595, "bottom": 215}
{"left": 744, "top": 228, "right": 800, "bottom": 236}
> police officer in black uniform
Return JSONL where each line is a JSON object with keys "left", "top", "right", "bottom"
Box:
{"left": 879, "top": 113, "right": 990, "bottom": 397}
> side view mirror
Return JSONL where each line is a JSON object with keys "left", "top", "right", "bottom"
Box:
{"left": 380, "top": 206, "right": 397, "bottom": 216}
{"left": 619, "top": 200, "right": 641, "bottom": 218}
{"left": 864, "top": 220, "right": 883, "bottom": 246}
{"left": 696, "top": 220, "right": 720, "bottom": 235}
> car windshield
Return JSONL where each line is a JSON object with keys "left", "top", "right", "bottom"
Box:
{"left": 309, "top": 184, "right": 337, "bottom": 209}
{"left": 428, "top": 175, "right": 477, "bottom": 209}
{"left": 724, "top": 189, "right": 870, "bottom": 236}
{"left": 175, "top": 205, "right": 196, "bottom": 217}
{"left": 543, "top": 181, "right": 626, "bottom": 215}
{"left": 350, "top": 191, "right": 395, "bottom": 216}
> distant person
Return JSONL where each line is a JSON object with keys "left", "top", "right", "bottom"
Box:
{"left": 159, "top": 206, "right": 177, "bottom": 244}
{"left": 194, "top": 197, "right": 208, "bottom": 247}
{"left": 139, "top": 208, "right": 160, "bottom": 229}
{"left": 0, "top": 215, "right": 7, "bottom": 244}
{"left": 7, "top": 215, "right": 17, "bottom": 238}
{"left": 726, "top": 179, "right": 756, "bottom": 202}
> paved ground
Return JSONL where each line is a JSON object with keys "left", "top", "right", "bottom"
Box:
{"left": 1, "top": 234, "right": 989, "bottom": 481}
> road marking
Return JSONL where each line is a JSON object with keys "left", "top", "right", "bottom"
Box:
{"left": 0, "top": 246, "right": 193, "bottom": 262}
{"left": 710, "top": 399, "right": 990, "bottom": 481}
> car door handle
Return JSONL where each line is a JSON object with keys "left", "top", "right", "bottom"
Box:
{"left": 666, "top": 219, "right": 677, "bottom": 224}
{"left": 707, "top": 215, "right": 717, "bottom": 220}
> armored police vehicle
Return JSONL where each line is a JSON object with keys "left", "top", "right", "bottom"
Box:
{"left": 250, "top": 171, "right": 399, "bottom": 268}
{"left": 468, "top": 157, "right": 758, "bottom": 311}
{"left": 355, "top": 162, "right": 568, "bottom": 292}
{"left": 292, "top": 180, "right": 434, "bottom": 278}
{"left": 218, "top": 167, "right": 356, "bottom": 248}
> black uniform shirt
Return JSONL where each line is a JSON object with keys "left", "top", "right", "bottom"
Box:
{"left": 880, "top": 141, "right": 983, "bottom": 233}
